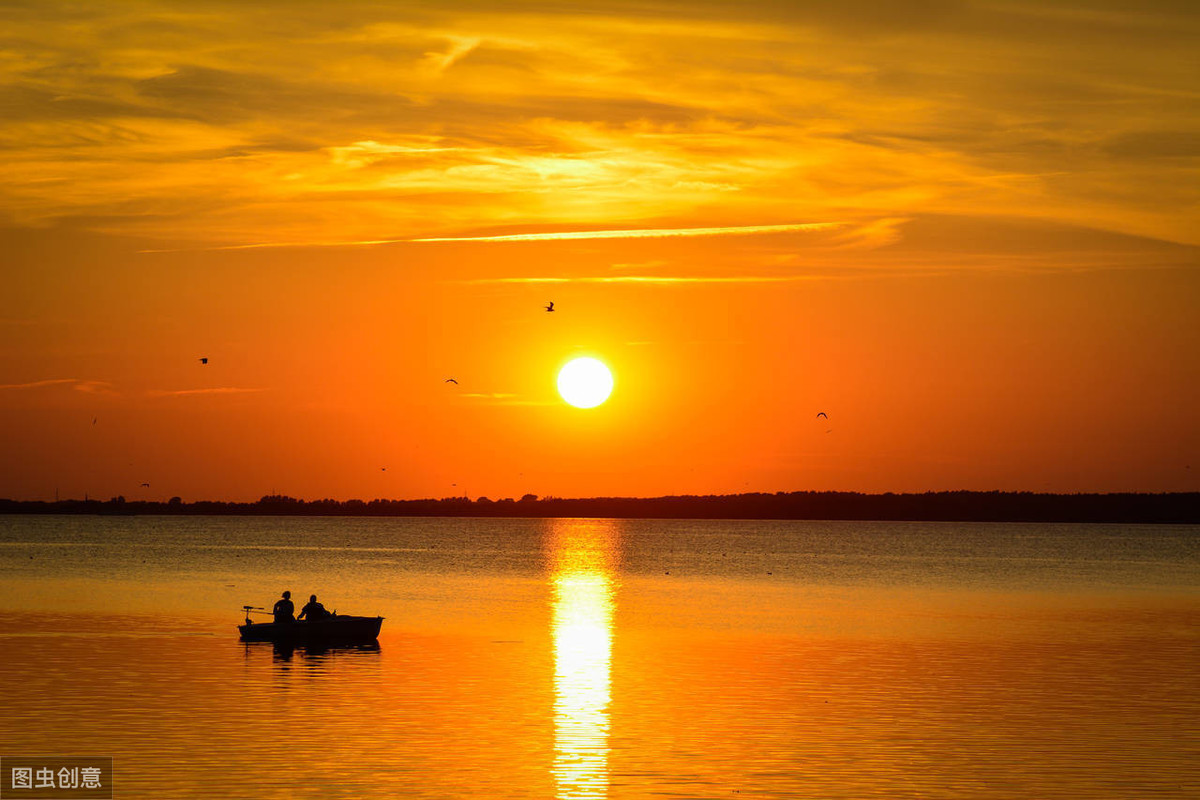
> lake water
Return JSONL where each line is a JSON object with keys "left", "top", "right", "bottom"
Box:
{"left": 0, "top": 516, "right": 1197, "bottom": 798}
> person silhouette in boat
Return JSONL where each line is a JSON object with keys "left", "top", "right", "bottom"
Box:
{"left": 272, "top": 590, "right": 295, "bottom": 624}
{"left": 298, "top": 594, "right": 330, "bottom": 622}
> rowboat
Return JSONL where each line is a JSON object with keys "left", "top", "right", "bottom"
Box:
{"left": 239, "top": 606, "right": 383, "bottom": 643}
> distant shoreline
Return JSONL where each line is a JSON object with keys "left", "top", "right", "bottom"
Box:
{"left": 1, "top": 491, "right": 1197, "bottom": 524}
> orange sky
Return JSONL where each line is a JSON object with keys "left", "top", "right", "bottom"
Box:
{"left": 1, "top": 1, "right": 1197, "bottom": 501}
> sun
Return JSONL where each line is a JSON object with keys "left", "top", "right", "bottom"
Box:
{"left": 557, "top": 357, "right": 614, "bottom": 409}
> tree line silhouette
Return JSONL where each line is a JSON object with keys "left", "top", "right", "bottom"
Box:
{"left": 1, "top": 491, "right": 1196, "bottom": 523}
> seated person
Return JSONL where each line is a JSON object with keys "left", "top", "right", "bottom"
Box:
{"left": 298, "top": 594, "right": 329, "bottom": 621}
{"left": 272, "top": 590, "right": 295, "bottom": 623}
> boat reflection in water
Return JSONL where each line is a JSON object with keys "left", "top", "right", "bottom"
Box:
{"left": 548, "top": 519, "right": 619, "bottom": 800}
{"left": 238, "top": 633, "right": 379, "bottom": 666}
{"left": 242, "top": 640, "right": 383, "bottom": 663}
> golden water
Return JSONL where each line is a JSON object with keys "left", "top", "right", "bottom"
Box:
{"left": 1, "top": 516, "right": 1197, "bottom": 798}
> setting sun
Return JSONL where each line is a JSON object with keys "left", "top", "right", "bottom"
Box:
{"left": 557, "top": 358, "right": 614, "bottom": 409}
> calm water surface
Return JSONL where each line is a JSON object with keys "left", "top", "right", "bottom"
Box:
{"left": 1, "top": 516, "right": 1197, "bottom": 798}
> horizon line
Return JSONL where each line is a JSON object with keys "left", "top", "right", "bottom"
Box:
{"left": 5, "top": 489, "right": 1195, "bottom": 504}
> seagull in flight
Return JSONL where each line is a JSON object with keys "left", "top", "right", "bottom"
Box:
{"left": 445, "top": 378, "right": 458, "bottom": 384}
{"left": 544, "top": 301, "right": 554, "bottom": 312}
{"left": 199, "top": 357, "right": 208, "bottom": 365}
{"left": 816, "top": 412, "right": 828, "bottom": 419}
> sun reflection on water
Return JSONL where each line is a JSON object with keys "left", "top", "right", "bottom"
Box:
{"left": 549, "top": 520, "right": 618, "bottom": 800}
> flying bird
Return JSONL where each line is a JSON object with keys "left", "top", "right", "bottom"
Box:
{"left": 445, "top": 378, "right": 458, "bottom": 384}
{"left": 816, "top": 412, "right": 828, "bottom": 419}
{"left": 199, "top": 357, "right": 208, "bottom": 365}
{"left": 92, "top": 418, "right": 97, "bottom": 425}
{"left": 544, "top": 302, "right": 554, "bottom": 312}
{"left": 140, "top": 482, "right": 150, "bottom": 487}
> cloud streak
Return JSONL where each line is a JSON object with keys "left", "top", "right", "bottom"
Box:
{"left": 460, "top": 392, "right": 556, "bottom": 406}
{"left": 411, "top": 222, "right": 842, "bottom": 243}
{"left": 139, "top": 239, "right": 412, "bottom": 254}
{"left": 140, "top": 222, "right": 841, "bottom": 253}
{"left": 147, "top": 387, "right": 267, "bottom": 397}
{"left": 0, "top": 378, "right": 115, "bottom": 394}
{"left": 464, "top": 275, "right": 837, "bottom": 284}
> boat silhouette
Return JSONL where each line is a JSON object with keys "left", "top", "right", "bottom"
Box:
{"left": 239, "top": 605, "right": 383, "bottom": 643}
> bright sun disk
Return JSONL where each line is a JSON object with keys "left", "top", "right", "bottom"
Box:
{"left": 557, "top": 357, "right": 613, "bottom": 409}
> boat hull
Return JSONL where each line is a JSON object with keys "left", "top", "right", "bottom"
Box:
{"left": 238, "top": 615, "right": 383, "bottom": 643}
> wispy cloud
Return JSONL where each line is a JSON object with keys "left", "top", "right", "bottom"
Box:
{"left": 0, "top": 379, "right": 78, "bottom": 391}
{"left": 462, "top": 275, "right": 832, "bottom": 284}
{"left": 411, "top": 222, "right": 841, "bottom": 243}
{"left": 0, "top": 380, "right": 268, "bottom": 399}
{"left": 147, "top": 387, "right": 266, "bottom": 397}
{"left": 461, "top": 392, "right": 555, "bottom": 406}
{"left": 624, "top": 339, "right": 743, "bottom": 346}
{"left": 4, "top": 1, "right": 1198, "bottom": 248}
{"left": 139, "top": 238, "right": 411, "bottom": 254}
{"left": 827, "top": 217, "right": 911, "bottom": 250}
{"left": 140, "top": 222, "right": 840, "bottom": 254}
{"left": 0, "top": 378, "right": 116, "bottom": 395}
{"left": 418, "top": 36, "right": 482, "bottom": 76}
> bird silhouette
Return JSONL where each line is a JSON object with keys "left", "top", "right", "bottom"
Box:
{"left": 445, "top": 378, "right": 458, "bottom": 384}
{"left": 140, "top": 482, "right": 150, "bottom": 487}
{"left": 92, "top": 418, "right": 97, "bottom": 425}
{"left": 816, "top": 411, "right": 828, "bottom": 419}
{"left": 199, "top": 357, "right": 208, "bottom": 365}
{"left": 381, "top": 467, "right": 387, "bottom": 471}
{"left": 545, "top": 302, "right": 554, "bottom": 312}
